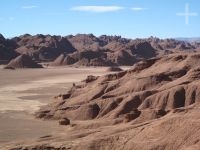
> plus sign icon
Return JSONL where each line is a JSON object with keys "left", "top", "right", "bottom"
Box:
{"left": 176, "top": 3, "right": 198, "bottom": 25}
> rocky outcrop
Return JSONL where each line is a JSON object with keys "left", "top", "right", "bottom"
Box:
{"left": 59, "top": 118, "right": 70, "bottom": 125}
{"left": 4, "top": 54, "right": 43, "bottom": 69}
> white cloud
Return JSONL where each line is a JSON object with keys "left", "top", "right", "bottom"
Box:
{"left": 71, "top": 6, "right": 124, "bottom": 13}
{"left": 22, "top": 5, "right": 37, "bottom": 9}
{"left": 131, "top": 7, "right": 147, "bottom": 11}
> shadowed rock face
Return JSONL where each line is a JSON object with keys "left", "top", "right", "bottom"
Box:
{"left": 129, "top": 41, "right": 157, "bottom": 58}
{"left": 0, "top": 34, "right": 18, "bottom": 62}
{"left": 4, "top": 54, "right": 43, "bottom": 69}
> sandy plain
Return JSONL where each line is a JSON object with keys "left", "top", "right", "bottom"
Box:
{"left": 0, "top": 66, "right": 111, "bottom": 144}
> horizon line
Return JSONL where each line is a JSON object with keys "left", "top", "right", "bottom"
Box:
{"left": 1, "top": 33, "right": 200, "bottom": 40}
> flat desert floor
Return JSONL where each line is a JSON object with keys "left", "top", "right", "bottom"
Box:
{"left": 0, "top": 66, "right": 114, "bottom": 144}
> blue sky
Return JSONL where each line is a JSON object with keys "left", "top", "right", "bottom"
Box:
{"left": 0, "top": 0, "right": 199, "bottom": 38}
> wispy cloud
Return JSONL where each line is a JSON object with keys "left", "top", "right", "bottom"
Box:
{"left": 71, "top": 6, "right": 124, "bottom": 13}
{"left": 131, "top": 7, "right": 148, "bottom": 11}
{"left": 22, "top": 5, "right": 38, "bottom": 9}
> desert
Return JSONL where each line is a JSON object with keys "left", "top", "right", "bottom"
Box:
{"left": 2, "top": 49, "right": 200, "bottom": 149}
{"left": 1, "top": 1, "right": 200, "bottom": 149}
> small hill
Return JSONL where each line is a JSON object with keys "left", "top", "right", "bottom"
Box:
{"left": 51, "top": 51, "right": 116, "bottom": 66}
{"left": 4, "top": 54, "right": 43, "bottom": 69}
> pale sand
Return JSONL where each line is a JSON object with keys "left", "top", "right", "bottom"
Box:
{"left": 0, "top": 66, "right": 111, "bottom": 143}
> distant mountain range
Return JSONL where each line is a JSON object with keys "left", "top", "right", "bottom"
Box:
{"left": 1, "top": 33, "right": 200, "bottom": 67}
